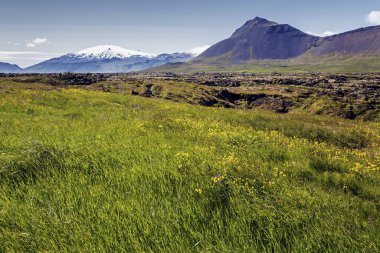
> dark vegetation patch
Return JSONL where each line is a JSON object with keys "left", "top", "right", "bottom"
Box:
{"left": 0, "top": 142, "right": 65, "bottom": 183}
{"left": 7, "top": 73, "right": 108, "bottom": 85}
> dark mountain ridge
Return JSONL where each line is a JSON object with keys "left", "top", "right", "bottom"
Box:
{"left": 198, "top": 17, "right": 320, "bottom": 62}
{"left": 196, "top": 17, "right": 380, "bottom": 64}
{"left": 0, "top": 62, "right": 22, "bottom": 73}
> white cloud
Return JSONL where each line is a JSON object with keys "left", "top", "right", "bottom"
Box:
{"left": 33, "top": 38, "right": 49, "bottom": 45}
{"left": 25, "top": 38, "right": 49, "bottom": 48}
{"left": 26, "top": 43, "right": 36, "bottom": 48}
{"left": 187, "top": 45, "right": 210, "bottom": 56}
{"left": 366, "top": 11, "right": 380, "bottom": 25}
{"left": 306, "top": 31, "right": 336, "bottom": 37}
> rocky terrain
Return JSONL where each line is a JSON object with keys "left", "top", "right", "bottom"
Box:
{"left": 104, "top": 72, "right": 380, "bottom": 121}
{"left": 1, "top": 72, "right": 379, "bottom": 121}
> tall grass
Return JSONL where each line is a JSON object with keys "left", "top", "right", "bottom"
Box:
{"left": 0, "top": 85, "right": 379, "bottom": 252}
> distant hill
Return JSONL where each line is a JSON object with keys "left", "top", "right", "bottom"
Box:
{"left": 0, "top": 62, "right": 22, "bottom": 73}
{"left": 151, "top": 17, "right": 380, "bottom": 72}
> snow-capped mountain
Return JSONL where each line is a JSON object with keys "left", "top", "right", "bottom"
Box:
{"left": 74, "top": 45, "right": 156, "bottom": 59}
{"left": 24, "top": 45, "right": 195, "bottom": 73}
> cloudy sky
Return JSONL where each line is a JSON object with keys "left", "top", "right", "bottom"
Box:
{"left": 1, "top": 0, "right": 380, "bottom": 67}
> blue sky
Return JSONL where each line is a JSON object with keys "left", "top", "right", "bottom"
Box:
{"left": 1, "top": 0, "right": 380, "bottom": 67}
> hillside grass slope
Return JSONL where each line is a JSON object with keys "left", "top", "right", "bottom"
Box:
{"left": 0, "top": 81, "right": 379, "bottom": 252}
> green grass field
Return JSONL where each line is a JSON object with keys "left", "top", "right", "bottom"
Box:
{"left": 0, "top": 82, "right": 379, "bottom": 252}
{"left": 150, "top": 56, "right": 380, "bottom": 73}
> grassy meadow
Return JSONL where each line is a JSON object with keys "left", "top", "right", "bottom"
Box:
{"left": 0, "top": 81, "right": 379, "bottom": 252}
{"left": 151, "top": 56, "right": 380, "bottom": 73}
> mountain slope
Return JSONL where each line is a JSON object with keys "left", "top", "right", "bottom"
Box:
{"left": 196, "top": 17, "right": 320, "bottom": 63}
{"left": 0, "top": 62, "right": 22, "bottom": 73}
{"left": 24, "top": 45, "right": 194, "bottom": 73}
{"left": 308, "top": 26, "right": 380, "bottom": 56}
{"left": 194, "top": 17, "right": 380, "bottom": 64}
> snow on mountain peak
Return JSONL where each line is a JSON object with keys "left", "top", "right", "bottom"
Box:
{"left": 74, "top": 45, "right": 156, "bottom": 59}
